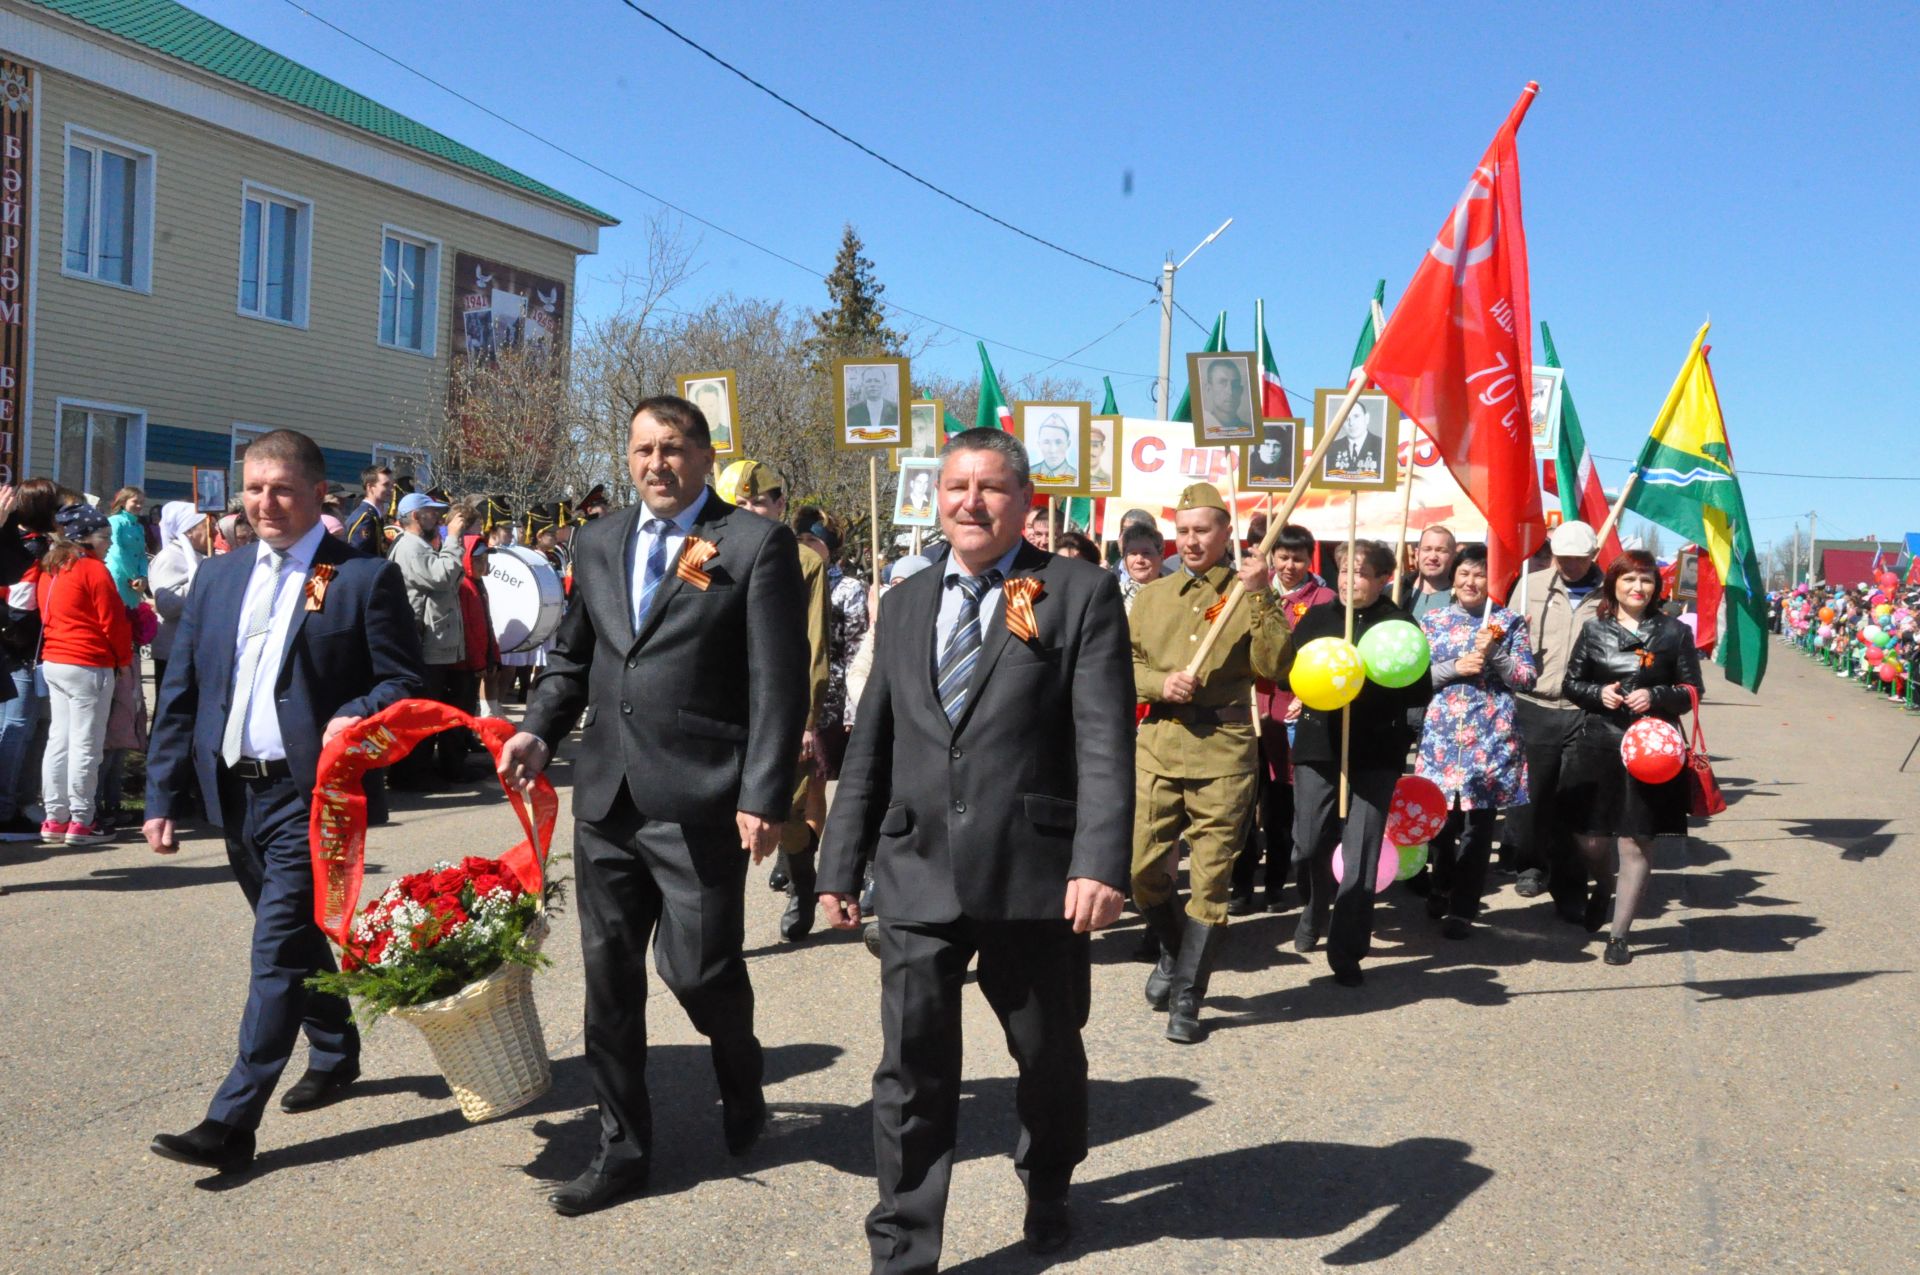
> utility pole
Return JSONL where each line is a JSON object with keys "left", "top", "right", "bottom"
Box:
{"left": 1155, "top": 217, "right": 1233, "bottom": 421}
{"left": 1789, "top": 523, "right": 1799, "bottom": 589}
{"left": 1806, "top": 510, "right": 1818, "bottom": 585}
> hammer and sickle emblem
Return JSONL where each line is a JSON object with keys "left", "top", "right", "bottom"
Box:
{"left": 1428, "top": 165, "right": 1499, "bottom": 281}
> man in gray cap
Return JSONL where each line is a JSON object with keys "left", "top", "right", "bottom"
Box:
{"left": 1505, "top": 519, "right": 1605, "bottom": 915}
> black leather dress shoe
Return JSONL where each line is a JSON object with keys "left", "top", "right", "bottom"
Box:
{"left": 549, "top": 1165, "right": 650, "bottom": 1217}
{"left": 723, "top": 1091, "right": 768, "bottom": 1157}
{"left": 280, "top": 1065, "right": 360, "bottom": 1113}
{"left": 1331, "top": 964, "right": 1365, "bottom": 988}
{"left": 1023, "top": 1196, "right": 1071, "bottom": 1255}
{"left": 151, "top": 1119, "right": 255, "bottom": 1173}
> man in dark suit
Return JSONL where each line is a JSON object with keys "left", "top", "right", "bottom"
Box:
{"left": 143, "top": 430, "right": 424, "bottom": 1173}
{"left": 846, "top": 367, "right": 900, "bottom": 434}
{"left": 342, "top": 463, "right": 391, "bottom": 557}
{"left": 818, "top": 427, "right": 1134, "bottom": 1270}
{"left": 498, "top": 395, "right": 809, "bottom": 1216}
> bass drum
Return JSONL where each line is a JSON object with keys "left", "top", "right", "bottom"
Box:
{"left": 487, "top": 545, "right": 564, "bottom": 653}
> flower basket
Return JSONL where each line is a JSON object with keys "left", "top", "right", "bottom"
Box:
{"left": 392, "top": 914, "right": 553, "bottom": 1121}
{"left": 307, "top": 699, "right": 561, "bottom": 1124}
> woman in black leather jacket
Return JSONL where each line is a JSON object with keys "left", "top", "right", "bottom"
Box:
{"left": 1558, "top": 549, "right": 1702, "bottom": 966}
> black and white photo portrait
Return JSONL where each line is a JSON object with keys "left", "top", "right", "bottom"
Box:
{"left": 1312, "top": 388, "right": 1400, "bottom": 492}
{"left": 893, "top": 456, "right": 940, "bottom": 527}
{"left": 1242, "top": 418, "right": 1302, "bottom": 491}
{"left": 833, "top": 356, "right": 911, "bottom": 450}
{"left": 1188, "top": 351, "right": 1259, "bottom": 445}
{"left": 1015, "top": 401, "right": 1092, "bottom": 496}
{"left": 892, "top": 400, "right": 943, "bottom": 471}
{"left": 677, "top": 369, "right": 740, "bottom": 457}
{"left": 1087, "top": 415, "right": 1121, "bottom": 495}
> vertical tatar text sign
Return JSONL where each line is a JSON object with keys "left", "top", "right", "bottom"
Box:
{"left": 0, "top": 61, "right": 30, "bottom": 485}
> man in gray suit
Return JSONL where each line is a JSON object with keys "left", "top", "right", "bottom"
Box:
{"left": 499, "top": 394, "right": 809, "bottom": 1216}
{"left": 818, "top": 427, "right": 1134, "bottom": 1270}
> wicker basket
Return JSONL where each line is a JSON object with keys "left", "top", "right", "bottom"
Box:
{"left": 390, "top": 915, "right": 552, "bottom": 1122}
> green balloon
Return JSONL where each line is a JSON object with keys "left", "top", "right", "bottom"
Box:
{"left": 1395, "top": 843, "right": 1430, "bottom": 881}
{"left": 1358, "top": 619, "right": 1431, "bottom": 688}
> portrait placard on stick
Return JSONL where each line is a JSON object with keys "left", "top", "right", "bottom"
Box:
{"left": 1087, "top": 415, "right": 1122, "bottom": 496}
{"left": 1014, "top": 400, "right": 1093, "bottom": 498}
{"left": 892, "top": 456, "right": 941, "bottom": 528}
{"left": 1239, "top": 418, "right": 1304, "bottom": 493}
{"left": 832, "top": 356, "right": 911, "bottom": 451}
{"left": 193, "top": 466, "right": 227, "bottom": 514}
{"left": 676, "top": 369, "right": 740, "bottom": 458}
{"left": 1309, "top": 388, "right": 1400, "bottom": 492}
{"left": 1529, "top": 364, "right": 1565, "bottom": 459}
{"left": 891, "top": 398, "right": 943, "bottom": 472}
{"left": 1187, "top": 351, "right": 1260, "bottom": 446}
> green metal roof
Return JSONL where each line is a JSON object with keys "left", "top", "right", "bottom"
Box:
{"left": 26, "top": 0, "right": 617, "bottom": 225}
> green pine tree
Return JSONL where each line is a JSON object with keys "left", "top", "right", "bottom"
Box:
{"left": 808, "top": 223, "right": 902, "bottom": 367}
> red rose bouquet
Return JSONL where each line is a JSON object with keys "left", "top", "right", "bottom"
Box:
{"left": 308, "top": 853, "right": 561, "bottom": 1021}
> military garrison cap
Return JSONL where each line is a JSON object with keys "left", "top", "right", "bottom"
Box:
{"left": 1175, "top": 482, "right": 1228, "bottom": 513}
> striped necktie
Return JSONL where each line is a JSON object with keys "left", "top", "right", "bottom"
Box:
{"left": 633, "top": 519, "right": 669, "bottom": 632}
{"left": 936, "top": 570, "right": 1001, "bottom": 723}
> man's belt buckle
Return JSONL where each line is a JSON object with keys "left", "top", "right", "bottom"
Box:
{"left": 233, "top": 757, "right": 273, "bottom": 780}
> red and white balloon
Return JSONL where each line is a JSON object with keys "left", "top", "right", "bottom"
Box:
{"left": 1620, "top": 718, "right": 1685, "bottom": 784}
{"left": 1386, "top": 775, "right": 1449, "bottom": 847}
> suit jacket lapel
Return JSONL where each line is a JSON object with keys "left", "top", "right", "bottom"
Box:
{"left": 899, "top": 564, "right": 946, "bottom": 723}
{"left": 274, "top": 532, "right": 340, "bottom": 685}
{"left": 628, "top": 495, "right": 728, "bottom": 653}
{"left": 597, "top": 504, "right": 645, "bottom": 652}
{"left": 950, "top": 540, "right": 1050, "bottom": 737}
{"left": 208, "top": 550, "right": 252, "bottom": 710}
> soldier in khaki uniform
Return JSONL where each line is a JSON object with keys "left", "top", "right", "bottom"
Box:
{"left": 1129, "top": 483, "right": 1291, "bottom": 1043}
{"left": 717, "top": 459, "right": 830, "bottom": 941}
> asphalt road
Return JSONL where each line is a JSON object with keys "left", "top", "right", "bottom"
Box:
{"left": 2, "top": 639, "right": 1916, "bottom": 1272}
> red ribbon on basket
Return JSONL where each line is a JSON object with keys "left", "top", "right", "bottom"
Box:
{"left": 308, "top": 700, "right": 557, "bottom": 953}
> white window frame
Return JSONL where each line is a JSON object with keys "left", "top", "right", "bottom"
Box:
{"left": 371, "top": 442, "right": 429, "bottom": 486}
{"left": 60, "top": 125, "right": 156, "bottom": 294}
{"left": 376, "top": 224, "right": 441, "bottom": 357}
{"left": 51, "top": 397, "right": 147, "bottom": 492}
{"left": 236, "top": 181, "right": 313, "bottom": 328}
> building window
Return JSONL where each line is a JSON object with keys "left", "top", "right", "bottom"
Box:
{"left": 231, "top": 424, "right": 273, "bottom": 490}
{"left": 238, "top": 184, "right": 312, "bottom": 326}
{"left": 372, "top": 443, "right": 429, "bottom": 488}
{"left": 53, "top": 402, "right": 145, "bottom": 494}
{"left": 379, "top": 227, "right": 440, "bottom": 354}
{"left": 62, "top": 129, "right": 154, "bottom": 291}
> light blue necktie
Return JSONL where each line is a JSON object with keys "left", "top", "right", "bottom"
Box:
{"left": 634, "top": 519, "right": 670, "bottom": 632}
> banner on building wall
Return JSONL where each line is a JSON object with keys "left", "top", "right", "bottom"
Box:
{"left": 0, "top": 60, "right": 32, "bottom": 485}
{"left": 451, "top": 252, "right": 566, "bottom": 368}
{"left": 1109, "top": 417, "right": 1489, "bottom": 545}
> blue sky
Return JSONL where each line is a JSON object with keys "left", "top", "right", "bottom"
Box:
{"left": 202, "top": 0, "right": 1919, "bottom": 549}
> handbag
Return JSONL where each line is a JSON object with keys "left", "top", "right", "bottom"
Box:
{"left": 1681, "top": 685, "right": 1727, "bottom": 818}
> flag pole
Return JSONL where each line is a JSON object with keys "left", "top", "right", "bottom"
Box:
{"left": 1390, "top": 426, "right": 1418, "bottom": 606}
{"left": 868, "top": 454, "right": 882, "bottom": 576}
{"left": 1595, "top": 470, "right": 1640, "bottom": 547}
{"left": 1184, "top": 377, "right": 1371, "bottom": 676}
{"left": 1339, "top": 489, "right": 1358, "bottom": 818}
{"left": 1047, "top": 496, "right": 1056, "bottom": 552}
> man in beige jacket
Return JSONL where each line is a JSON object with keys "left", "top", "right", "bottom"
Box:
{"left": 1505, "top": 520, "right": 1606, "bottom": 919}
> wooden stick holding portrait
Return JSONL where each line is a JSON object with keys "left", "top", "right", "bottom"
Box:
{"left": 1340, "top": 490, "right": 1359, "bottom": 818}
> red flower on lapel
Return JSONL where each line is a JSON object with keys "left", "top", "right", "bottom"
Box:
{"left": 304, "top": 563, "right": 337, "bottom": 613}
{"left": 1003, "top": 577, "right": 1044, "bottom": 643}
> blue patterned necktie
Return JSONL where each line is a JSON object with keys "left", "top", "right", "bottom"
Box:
{"left": 936, "top": 569, "right": 1001, "bottom": 723}
{"left": 633, "top": 519, "right": 670, "bottom": 632}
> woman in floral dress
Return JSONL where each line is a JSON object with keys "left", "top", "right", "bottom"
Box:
{"left": 1417, "top": 544, "right": 1536, "bottom": 938}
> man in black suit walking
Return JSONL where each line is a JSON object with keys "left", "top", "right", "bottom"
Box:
{"left": 818, "top": 427, "right": 1135, "bottom": 1271}
{"left": 499, "top": 395, "right": 809, "bottom": 1216}
{"left": 144, "top": 430, "right": 425, "bottom": 1173}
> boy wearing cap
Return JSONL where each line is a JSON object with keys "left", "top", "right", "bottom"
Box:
{"left": 1128, "top": 481, "right": 1291, "bottom": 1043}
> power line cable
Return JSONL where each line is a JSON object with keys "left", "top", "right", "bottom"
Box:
{"left": 278, "top": 0, "right": 1162, "bottom": 384}
{"left": 611, "top": 0, "right": 1154, "bottom": 287}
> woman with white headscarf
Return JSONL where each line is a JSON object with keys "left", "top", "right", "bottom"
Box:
{"left": 147, "top": 501, "right": 207, "bottom": 690}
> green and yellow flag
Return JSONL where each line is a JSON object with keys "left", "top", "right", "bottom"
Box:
{"left": 1622, "top": 322, "right": 1767, "bottom": 692}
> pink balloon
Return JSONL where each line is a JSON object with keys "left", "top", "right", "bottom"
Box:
{"left": 1332, "top": 836, "right": 1398, "bottom": 894}
{"left": 1865, "top": 646, "right": 1886, "bottom": 664}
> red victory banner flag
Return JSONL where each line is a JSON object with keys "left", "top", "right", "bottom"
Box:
{"left": 1363, "top": 83, "right": 1547, "bottom": 599}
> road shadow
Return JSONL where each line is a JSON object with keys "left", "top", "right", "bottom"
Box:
{"left": 1509, "top": 969, "right": 1906, "bottom": 1003}
{"left": 1778, "top": 817, "right": 1900, "bottom": 862}
{"left": 945, "top": 1135, "right": 1491, "bottom": 1270}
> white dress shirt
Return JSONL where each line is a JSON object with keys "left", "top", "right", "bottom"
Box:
{"left": 231, "top": 521, "right": 325, "bottom": 761}
{"left": 933, "top": 541, "right": 1022, "bottom": 666}
{"left": 630, "top": 485, "right": 710, "bottom": 631}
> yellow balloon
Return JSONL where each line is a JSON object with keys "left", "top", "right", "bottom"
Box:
{"left": 1290, "top": 636, "right": 1366, "bottom": 711}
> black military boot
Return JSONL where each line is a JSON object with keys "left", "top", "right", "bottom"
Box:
{"left": 1293, "top": 854, "right": 1334, "bottom": 953}
{"left": 1165, "top": 917, "right": 1221, "bottom": 1045}
{"left": 780, "top": 849, "right": 818, "bottom": 942}
{"left": 1140, "top": 900, "right": 1185, "bottom": 1010}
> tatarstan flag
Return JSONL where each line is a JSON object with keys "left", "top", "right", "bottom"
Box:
{"left": 1254, "top": 299, "right": 1293, "bottom": 418}
{"left": 1622, "top": 322, "right": 1768, "bottom": 692}
{"left": 1540, "top": 322, "right": 1621, "bottom": 565}
{"left": 975, "top": 342, "right": 1013, "bottom": 431}
{"left": 1099, "top": 376, "right": 1119, "bottom": 415}
{"left": 1362, "top": 83, "right": 1548, "bottom": 599}
{"left": 1172, "top": 311, "right": 1226, "bottom": 423}
{"left": 1350, "top": 279, "right": 1386, "bottom": 378}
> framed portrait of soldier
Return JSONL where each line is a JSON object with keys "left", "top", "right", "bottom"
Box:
{"left": 1529, "top": 364, "right": 1565, "bottom": 460}
{"left": 1014, "top": 400, "right": 1092, "bottom": 497}
{"left": 1310, "top": 388, "right": 1399, "bottom": 492}
{"left": 1240, "top": 418, "right": 1303, "bottom": 492}
{"left": 676, "top": 369, "right": 740, "bottom": 459}
{"left": 192, "top": 466, "right": 227, "bottom": 514}
{"left": 893, "top": 456, "right": 941, "bottom": 528}
{"left": 890, "top": 398, "right": 944, "bottom": 472}
{"left": 1187, "top": 350, "right": 1259, "bottom": 446}
{"left": 832, "top": 355, "right": 911, "bottom": 450}
{"left": 1087, "top": 415, "right": 1122, "bottom": 496}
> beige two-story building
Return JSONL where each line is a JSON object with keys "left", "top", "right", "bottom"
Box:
{"left": 0, "top": 0, "right": 613, "bottom": 502}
